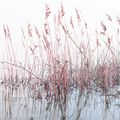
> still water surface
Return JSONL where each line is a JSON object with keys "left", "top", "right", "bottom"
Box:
{"left": 0, "top": 84, "right": 120, "bottom": 120}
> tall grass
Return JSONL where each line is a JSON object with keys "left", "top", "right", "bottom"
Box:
{"left": 0, "top": 3, "right": 120, "bottom": 103}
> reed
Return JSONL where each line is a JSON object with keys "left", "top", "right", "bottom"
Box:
{"left": 0, "top": 3, "right": 120, "bottom": 103}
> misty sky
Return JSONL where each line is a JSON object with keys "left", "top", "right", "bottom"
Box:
{"left": 0, "top": 0, "right": 120, "bottom": 25}
{"left": 0, "top": 0, "right": 120, "bottom": 61}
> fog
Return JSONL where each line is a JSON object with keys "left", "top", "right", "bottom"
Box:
{"left": 0, "top": 0, "right": 120, "bottom": 62}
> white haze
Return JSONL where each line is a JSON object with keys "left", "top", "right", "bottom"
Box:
{"left": 0, "top": 0, "right": 120, "bottom": 63}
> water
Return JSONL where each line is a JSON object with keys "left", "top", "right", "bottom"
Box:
{"left": 0, "top": 83, "right": 120, "bottom": 120}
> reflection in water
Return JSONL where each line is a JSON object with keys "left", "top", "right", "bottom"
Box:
{"left": 0, "top": 84, "right": 120, "bottom": 120}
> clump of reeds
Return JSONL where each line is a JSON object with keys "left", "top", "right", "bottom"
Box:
{"left": 1, "top": 3, "right": 120, "bottom": 103}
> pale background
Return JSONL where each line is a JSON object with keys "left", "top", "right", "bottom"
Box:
{"left": 0, "top": 0, "right": 120, "bottom": 62}
{"left": 0, "top": 0, "right": 120, "bottom": 25}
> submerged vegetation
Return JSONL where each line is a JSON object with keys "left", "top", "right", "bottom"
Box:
{"left": 0, "top": 3, "right": 120, "bottom": 120}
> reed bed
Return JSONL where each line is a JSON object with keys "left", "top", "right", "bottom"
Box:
{"left": 0, "top": 3, "right": 120, "bottom": 120}
{"left": 0, "top": 3, "right": 120, "bottom": 99}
